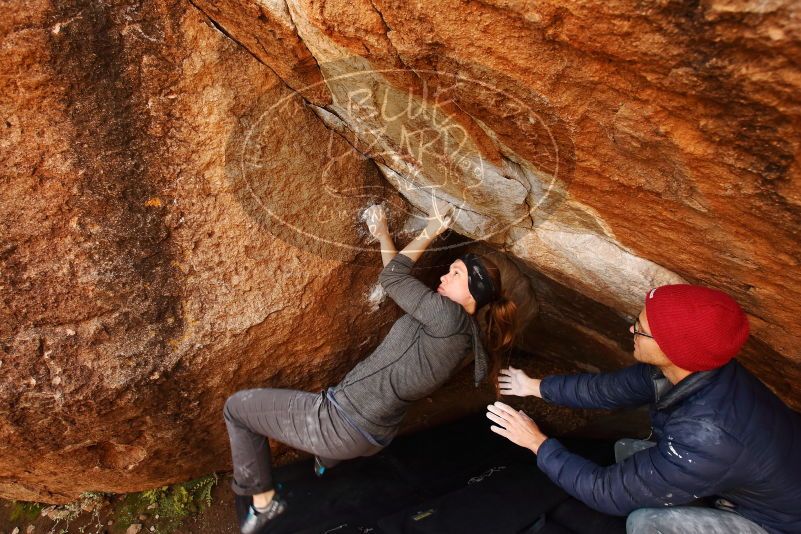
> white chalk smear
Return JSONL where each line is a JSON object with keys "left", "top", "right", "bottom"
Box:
{"left": 367, "top": 283, "right": 386, "bottom": 312}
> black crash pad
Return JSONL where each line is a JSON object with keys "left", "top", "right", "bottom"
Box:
{"left": 234, "top": 413, "right": 626, "bottom": 534}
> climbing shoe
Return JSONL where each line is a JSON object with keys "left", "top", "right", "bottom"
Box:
{"left": 240, "top": 496, "right": 287, "bottom": 534}
{"left": 313, "top": 456, "right": 326, "bottom": 477}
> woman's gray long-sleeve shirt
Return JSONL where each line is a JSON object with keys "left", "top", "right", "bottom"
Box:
{"left": 329, "top": 253, "right": 489, "bottom": 443}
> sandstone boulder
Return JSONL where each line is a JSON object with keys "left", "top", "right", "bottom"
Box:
{"left": 0, "top": 0, "right": 411, "bottom": 502}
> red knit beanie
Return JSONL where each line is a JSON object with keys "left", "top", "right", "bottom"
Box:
{"left": 644, "top": 284, "right": 750, "bottom": 371}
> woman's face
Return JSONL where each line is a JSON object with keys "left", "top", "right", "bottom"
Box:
{"left": 437, "top": 259, "right": 474, "bottom": 309}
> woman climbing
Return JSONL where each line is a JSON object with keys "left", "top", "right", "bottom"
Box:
{"left": 223, "top": 203, "right": 518, "bottom": 534}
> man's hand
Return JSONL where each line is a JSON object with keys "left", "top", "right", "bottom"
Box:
{"left": 498, "top": 367, "right": 542, "bottom": 398}
{"left": 486, "top": 401, "right": 549, "bottom": 454}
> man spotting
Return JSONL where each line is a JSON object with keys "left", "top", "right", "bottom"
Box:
{"left": 487, "top": 284, "right": 801, "bottom": 534}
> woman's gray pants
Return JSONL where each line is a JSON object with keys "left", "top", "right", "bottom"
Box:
{"left": 616, "top": 439, "right": 769, "bottom": 534}
{"left": 223, "top": 388, "right": 383, "bottom": 496}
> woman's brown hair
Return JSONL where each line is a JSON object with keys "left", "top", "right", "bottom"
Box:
{"left": 475, "top": 256, "right": 518, "bottom": 397}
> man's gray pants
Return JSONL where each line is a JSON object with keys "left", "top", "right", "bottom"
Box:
{"left": 616, "top": 439, "right": 768, "bottom": 534}
{"left": 223, "top": 388, "right": 382, "bottom": 496}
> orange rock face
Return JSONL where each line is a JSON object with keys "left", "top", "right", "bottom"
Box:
{"left": 0, "top": 0, "right": 417, "bottom": 502}
{"left": 2, "top": 0, "right": 800, "bottom": 503}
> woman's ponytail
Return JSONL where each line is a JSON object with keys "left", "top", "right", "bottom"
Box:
{"left": 474, "top": 257, "right": 518, "bottom": 397}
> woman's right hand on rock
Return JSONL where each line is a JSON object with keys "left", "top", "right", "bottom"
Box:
{"left": 498, "top": 366, "right": 542, "bottom": 398}
{"left": 364, "top": 204, "right": 388, "bottom": 239}
{"left": 424, "top": 203, "right": 454, "bottom": 239}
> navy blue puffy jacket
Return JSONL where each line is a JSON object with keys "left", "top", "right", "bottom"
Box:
{"left": 537, "top": 360, "right": 801, "bottom": 534}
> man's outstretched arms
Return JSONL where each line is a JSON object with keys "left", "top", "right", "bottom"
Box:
{"left": 499, "top": 364, "right": 655, "bottom": 410}
{"left": 487, "top": 402, "right": 743, "bottom": 517}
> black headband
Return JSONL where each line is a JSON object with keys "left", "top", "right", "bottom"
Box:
{"left": 459, "top": 253, "right": 499, "bottom": 309}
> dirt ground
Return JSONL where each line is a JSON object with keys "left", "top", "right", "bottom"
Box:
{"left": 0, "top": 472, "right": 239, "bottom": 534}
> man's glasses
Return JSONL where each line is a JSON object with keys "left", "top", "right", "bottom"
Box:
{"left": 632, "top": 319, "right": 654, "bottom": 339}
